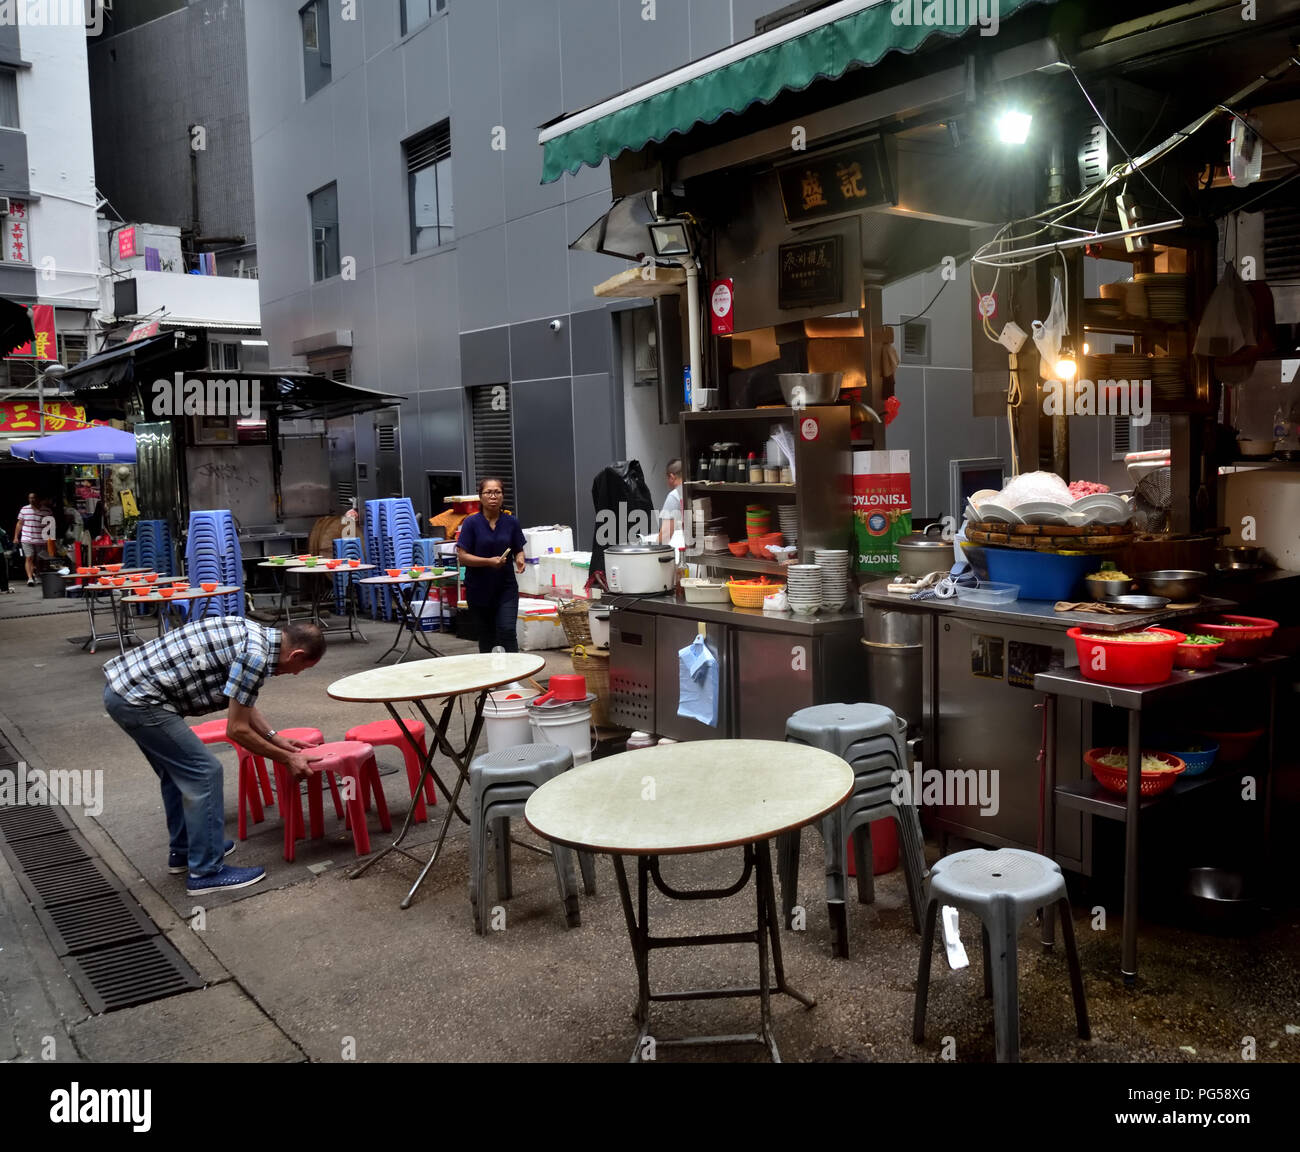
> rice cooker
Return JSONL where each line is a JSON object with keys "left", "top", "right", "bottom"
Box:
{"left": 604, "top": 543, "right": 677, "bottom": 595}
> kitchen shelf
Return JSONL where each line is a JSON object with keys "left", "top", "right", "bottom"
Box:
{"left": 686, "top": 552, "right": 787, "bottom": 576}
{"left": 1082, "top": 315, "right": 1188, "bottom": 335}
{"left": 1054, "top": 763, "right": 1246, "bottom": 822}
{"left": 684, "top": 482, "right": 797, "bottom": 495}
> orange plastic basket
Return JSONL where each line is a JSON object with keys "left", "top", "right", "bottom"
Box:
{"left": 727, "top": 579, "right": 783, "bottom": 608}
{"left": 1084, "top": 747, "right": 1186, "bottom": 796}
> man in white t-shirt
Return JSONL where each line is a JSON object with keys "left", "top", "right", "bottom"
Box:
{"left": 658, "top": 459, "right": 684, "bottom": 546}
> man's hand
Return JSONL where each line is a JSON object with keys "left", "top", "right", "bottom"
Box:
{"left": 285, "top": 752, "right": 318, "bottom": 780}
{"left": 279, "top": 736, "right": 315, "bottom": 752}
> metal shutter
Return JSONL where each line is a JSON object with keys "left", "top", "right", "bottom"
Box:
{"left": 469, "top": 385, "right": 515, "bottom": 512}
{"left": 1264, "top": 204, "right": 1300, "bottom": 281}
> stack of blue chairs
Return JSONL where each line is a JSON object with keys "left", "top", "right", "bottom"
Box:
{"left": 122, "top": 539, "right": 139, "bottom": 569}
{"left": 363, "top": 499, "right": 418, "bottom": 620}
{"left": 184, "top": 510, "right": 244, "bottom": 620}
{"left": 331, "top": 537, "right": 365, "bottom": 616}
{"left": 133, "top": 520, "right": 174, "bottom": 576}
{"left": 412, "top": 539, "right": 440, "bottom": 566}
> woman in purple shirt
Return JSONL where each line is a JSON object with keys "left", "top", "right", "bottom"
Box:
{"left": 456, "top": 477, "right": 527, "bottom": 653}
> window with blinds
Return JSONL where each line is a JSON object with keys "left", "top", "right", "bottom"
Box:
{"left": 0, "top": 69, "right": 18, "bottom": 130}
{"left": 405, "top": 121, "right": 453, "bottom": 253}
{"left": 469, "top": 385, "right": 514, "bottom": 511}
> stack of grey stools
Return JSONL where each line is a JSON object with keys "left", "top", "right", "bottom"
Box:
{"left": 777, "top": 702, "right": 927, "bottom": 958}
{"left": 469, "top": 743, "right": 597, "bottom": 935}
{"left": 913, "top": 847, "right": 1089, "bottom": 1062}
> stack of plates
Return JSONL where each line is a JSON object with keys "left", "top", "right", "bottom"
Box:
{"left": 785, "top": 564, "right": 822, "bottom": 615}
{"left": 1135, "top": 272, "right": 1188, "bottom": 322}
{"left": 813, "top": 549, "right": 851, "bottom": 610}
{"left": 1148, "top": 357, "right": 1185, "bottom": 401}
{"left": 776, "top": 506, "right": 798, "bottom": 546}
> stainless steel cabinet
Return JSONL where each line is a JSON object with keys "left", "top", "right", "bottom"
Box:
{"left": 609, "top": 612, "right": 656, "bottom": 731}
{"left": 654, "top": 616, "right": 730, "bottom": 741}
{"left": 733, "top": 630, "right": 816, "bottom": 740}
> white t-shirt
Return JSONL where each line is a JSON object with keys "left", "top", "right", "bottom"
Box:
{"left": 659, "top": 485, "right": 683, "bottom": 530}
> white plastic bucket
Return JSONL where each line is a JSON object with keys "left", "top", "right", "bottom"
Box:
{"left": 484, "top": 683, "right": 541, "bottom": 753}
{"left": 528, "top": 699, "right": 593, "bottom": 765}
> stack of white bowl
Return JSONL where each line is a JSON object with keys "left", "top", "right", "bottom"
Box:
{"left": 785, "top": 564, "right": 823, "bottom": 614}
{"left": 813, "top": 549, "right": 851, "bottom": 609}
{"left": 777, "top": 505, "right": 798, "bottom": 547}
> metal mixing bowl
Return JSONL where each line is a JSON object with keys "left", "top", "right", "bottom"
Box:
{"left": 777, "top": 372, "right": 843, "bottom": 406}
{"left": 1084, "top": 574, "right": 1132, "bottom": 601}
{"left": 1183, "top": 867, "right": 1264, "bottom": 935}
{"left": 1134, "top": 569, "right": 1206, "bottom": 601}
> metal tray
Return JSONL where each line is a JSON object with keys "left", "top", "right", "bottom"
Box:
{"left": 1103, "top": 594, "right": 1170, "bottom": 610}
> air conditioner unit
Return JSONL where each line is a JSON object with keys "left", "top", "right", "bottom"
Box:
{"left": 0, "top": 198, "right": 10, "bottom": 217}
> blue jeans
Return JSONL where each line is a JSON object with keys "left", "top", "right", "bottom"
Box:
{"left": 104, "top": 685, "right": 226, "bottom": 876}
{"left": 472, "top": 594, "right": 519, "bottom": 654}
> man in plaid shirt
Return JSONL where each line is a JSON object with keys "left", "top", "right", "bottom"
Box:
{"left": 104, "top": 617, "right": 325, "bottom": 895}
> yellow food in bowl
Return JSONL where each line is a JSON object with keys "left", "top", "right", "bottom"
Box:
{"left": 1097, "top": 753, "right": 1179, "bottom": 772}
{"left": 1086, "top": 570, "right": 1130, "bottom": 581}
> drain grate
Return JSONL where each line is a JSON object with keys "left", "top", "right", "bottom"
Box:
{"left": 63, "top": 936, "right": 203, "bottom": 1014}
{"left": 35, "top": 892, "right": 159, "bottom": 957}
{"left": 14, "top": 855, "right": 123, "bottom": 911}
{"left": 0, "top": 828, "right": 92, "bottom": 875}
{"left": 0, "top": 803, "right": 72, "bottom": 842}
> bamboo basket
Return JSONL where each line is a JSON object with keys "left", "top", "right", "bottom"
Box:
{"left": 557, "top": 601, "right": 593, "bottom": 648}
{"left": 570, "top": 645, "right": 610, "bottom": 728}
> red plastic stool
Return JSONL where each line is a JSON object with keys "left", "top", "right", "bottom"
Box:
{"left": 266, "top": 729, "right": 347, "bottom": 859}
{"left": 191, "top": 719, "right": 273, "bottom": 841}
{"left": 344, "top": 718, "right": 436, "bottom": 823}
{"left": 304, "top": 741, "right": 391, "bottom": 857}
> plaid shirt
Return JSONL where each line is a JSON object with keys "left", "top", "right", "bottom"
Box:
{"left": 103, "top": 617, "right": 282, "bottom": 716}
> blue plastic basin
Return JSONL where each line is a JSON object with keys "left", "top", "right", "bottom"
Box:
{"left": 979, "top": 548, "right": 1097, "bottom": 601}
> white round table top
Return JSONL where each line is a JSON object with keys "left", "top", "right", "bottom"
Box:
{"left": 358, "top": 571, "right": 454, "bottom": 585}
{"left": 327, "top": 652, "right": 545, "bottom": 703}
{"left": 525, "top": 740, "right": 854, "bottom": 856}
{"left": 121, "top": 585, "right": 238, "bottom": 602}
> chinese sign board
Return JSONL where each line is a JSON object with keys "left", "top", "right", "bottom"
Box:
{"left": 3, "top": 198, "right": 29, "bottom": 264}
{"left": 118, "top": 226, "right": 138, "bottom": 260}
{"left": 7, "top": 305, "right": 56, "bottom": 360}
{"left": 777, "top": 138, "right": 893, "bottom": 225}
{"left": 128, "top": 320, "right": 160, "bottom": 343}
{"left": 710, "top": 279, "right": 734, "bottom": 335}
{"left": 777, "top": 236, "right": 842, "bottom": 310}
{"left": 0, "top": 402, "right": 89, "bottom": 434}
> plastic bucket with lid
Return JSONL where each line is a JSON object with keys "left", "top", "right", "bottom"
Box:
{"left": 484, "top": 682, "right": 541, "bottom": 753}
{"left": 528, "top": 696, "right": 594, "bottom": 765}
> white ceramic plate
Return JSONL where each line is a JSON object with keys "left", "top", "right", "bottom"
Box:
{"left": 1070, "top": 493, "right": 1131, "bottom": 525}
{"left": 977, "top": 502, "right": 1023, "bottom": 524}
{"left": 1016, "top": 501, "right": 1074, "bottom": 525}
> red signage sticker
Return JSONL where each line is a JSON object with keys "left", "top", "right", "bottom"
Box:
{"left": 118, "top": 226, "right": 137, "bottom": 260}
{"left": 7, "top": 304, "right": 56, "bottom": 360}
{"left": 977, "top": 292, "right": 998, "bottom": 321}
{"left": 710, "top": 278, "right": 734, "bottom": 335}
{"left": 800, "top": 417, "right": 820, "bottom": 442}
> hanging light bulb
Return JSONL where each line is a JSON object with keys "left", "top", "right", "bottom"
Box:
{"left": 1055, "top": 347, "right": 1078, "bottom": 379}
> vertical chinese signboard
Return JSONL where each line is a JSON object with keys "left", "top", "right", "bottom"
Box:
{"left": 118, "top": 226, "right": 138, "bottom": 260}
{"left": 3, "top": 198, "right": 29, "bottom": 263}
{"left": 7, "top": 305, "right": 57, "bottom": 360}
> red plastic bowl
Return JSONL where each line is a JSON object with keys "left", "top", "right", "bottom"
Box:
{"left": 1188, "top": 615, "right": 1278, "bottom": 659}
{"left": 1085, "top": 747, "right": 1186, "bottom": 796}
{"left": 200, "top": 582, "right": 218, "bottom": 593}
{"left": 1173, "top": 638, "right": 1224, "bottom": 669}
{"left": 1196, "top": 728, "right": 1264, "bottom": 763}
{"left": 1067, "top": 626, "right": 1185, "bottom": 685}
{"left": 159, "top": 587, "right": 175, "bottom": 599}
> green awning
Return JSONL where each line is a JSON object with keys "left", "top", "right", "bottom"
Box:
{"left": 539, "top": 0, "right": 1055, "bottom": 183}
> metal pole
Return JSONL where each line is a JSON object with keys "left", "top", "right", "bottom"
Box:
{"left": 37, "top": 370, "right": 44, "bottom": 436}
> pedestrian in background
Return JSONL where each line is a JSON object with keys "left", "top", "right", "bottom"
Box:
{"left": 14, "top": 491, "right": 44, "bottom": 586}
{"left": 456, "top": 476, "right": 526, "bottom": 653}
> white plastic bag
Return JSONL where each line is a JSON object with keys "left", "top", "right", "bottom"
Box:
{"left": 762, "top": 590, "right": 789, "bottom": 612}
{"left": 1033, "top": 276, "right": 1067, "bottom": 379}
{"left": 1194, "top": 263, "right": 1255, "bottom": 358}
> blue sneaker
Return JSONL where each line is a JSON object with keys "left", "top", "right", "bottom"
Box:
{"left": 169, "top": 839, "right": 236, "bottom": 875}
{"left": 186, "top": 864, "right": 266, "bottom": 897}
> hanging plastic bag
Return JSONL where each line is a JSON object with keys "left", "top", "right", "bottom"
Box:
{"left": 1032, "top": 276, "right": 1067, "bottom": 379}
{"left": 1194, "top": 262, "right": 1255, "bottom": 358}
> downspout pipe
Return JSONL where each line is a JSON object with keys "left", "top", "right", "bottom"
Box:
{"left": 682, "top": 255, "right": 703, "bottom": 412}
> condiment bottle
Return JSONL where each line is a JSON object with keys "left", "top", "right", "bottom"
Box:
{"left": 726, "top": 446, "right": 738, "bottom": 483}
{"left": 698, "top": 453, "right": 710, "bottom": 483}
{"left": 748, "top": 452, "right": 762, "bottom": 483}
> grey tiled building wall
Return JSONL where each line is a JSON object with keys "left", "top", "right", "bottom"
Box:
{"left": 245, "top": 0, "right": 781, "bottom": 536}
{"left": 89, "top": 0, "right": 257, "bottom": 252}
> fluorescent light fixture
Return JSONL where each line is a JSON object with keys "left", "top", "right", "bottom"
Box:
{"left": 649, "top": 221, "right": 691, "bottom": 258}
{"left": 240, "top": 339, "right": 269, "bottom": 347}
{"left": 996, "top": 110, "right": 1033, "bottom": 145}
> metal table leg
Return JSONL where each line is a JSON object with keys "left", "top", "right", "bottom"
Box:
{"left": 1041, "top": 693, "right": 1058, "bottom": 950}
{"left": 1122, "top": 709, "right": 1141, "bottom": 985}
{"left": 374, "top": 581, "right": 442, "bottom": 664}
{"left": 341, "top": 574, "right": 367, "bottom": 642}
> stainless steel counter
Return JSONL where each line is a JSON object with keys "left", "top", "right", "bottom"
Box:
{"left": 860, "top": 580, "right": 1235, "bottom": 634}
{"left": 607, "top": 592, "right": 863, "bottom": 636}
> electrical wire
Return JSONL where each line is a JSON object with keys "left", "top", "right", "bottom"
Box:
{"left": 894, "top": 278, "right": 949, "bottom": 328}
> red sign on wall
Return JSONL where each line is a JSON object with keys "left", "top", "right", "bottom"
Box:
{"left": 7, "top": 305, "right": 56, "bottom": 360}
{"left": 118, "top": 226, "right": 137, "bottom": 260}
{"left": 710, "top": 278, "right": 734, "bottom": 335}
{"left": 0, "top": 401, "right": 90, "bottom": 433}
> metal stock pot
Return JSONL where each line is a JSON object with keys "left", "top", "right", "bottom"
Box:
{"left": 897, "top": 522, "right": 952, "bottom": 579}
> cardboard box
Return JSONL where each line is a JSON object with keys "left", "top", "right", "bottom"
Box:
{"left": 853, "top": 450, "right": 912, "bottom": 574}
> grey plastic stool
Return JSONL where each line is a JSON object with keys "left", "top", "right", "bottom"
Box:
{"left": 469, "top": 743, "right": 596, "bottom": 935}
{"left": 777, "top": 703, "right": 925, "bottom": 958}
{"left": 912, "top": 847, "right": 1089, "bottom": 1063}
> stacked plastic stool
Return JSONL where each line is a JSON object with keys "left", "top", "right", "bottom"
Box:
{"left": 777, "top": 702, "right": 927, "bottom": 958}
{"left": 344, "top": 718, "right": 436, "bottom": 823}
{"left": 469, "top": 743, "right": 597, "bottom": 934}
{"left": 913, "top": 847, "right": 1089, "bottom": 1063}
{"left": 363, "top": 498, "right": 418, "bottom": 620}
{"left": 134, "top": 520, "right": 175, "bottom": 575}
{"left": 184, "top": 510, "right": 244, "bottom": 620}
{"left": 331, "top": 536, "right": 365, "bottom": 616}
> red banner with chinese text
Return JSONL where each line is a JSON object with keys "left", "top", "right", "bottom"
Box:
{"left": 7, "top": 305, "right": 57, "bottom": 360}
{"left": 0, "top": 402, "right": 92, "bottom": 434}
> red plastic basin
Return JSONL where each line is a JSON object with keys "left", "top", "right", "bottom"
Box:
{"left": 1188, "top": 615, "right": 1277, "bottom": 659}
{"left": 1067, "top": 626, "right": 1185, "bottom": 685}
